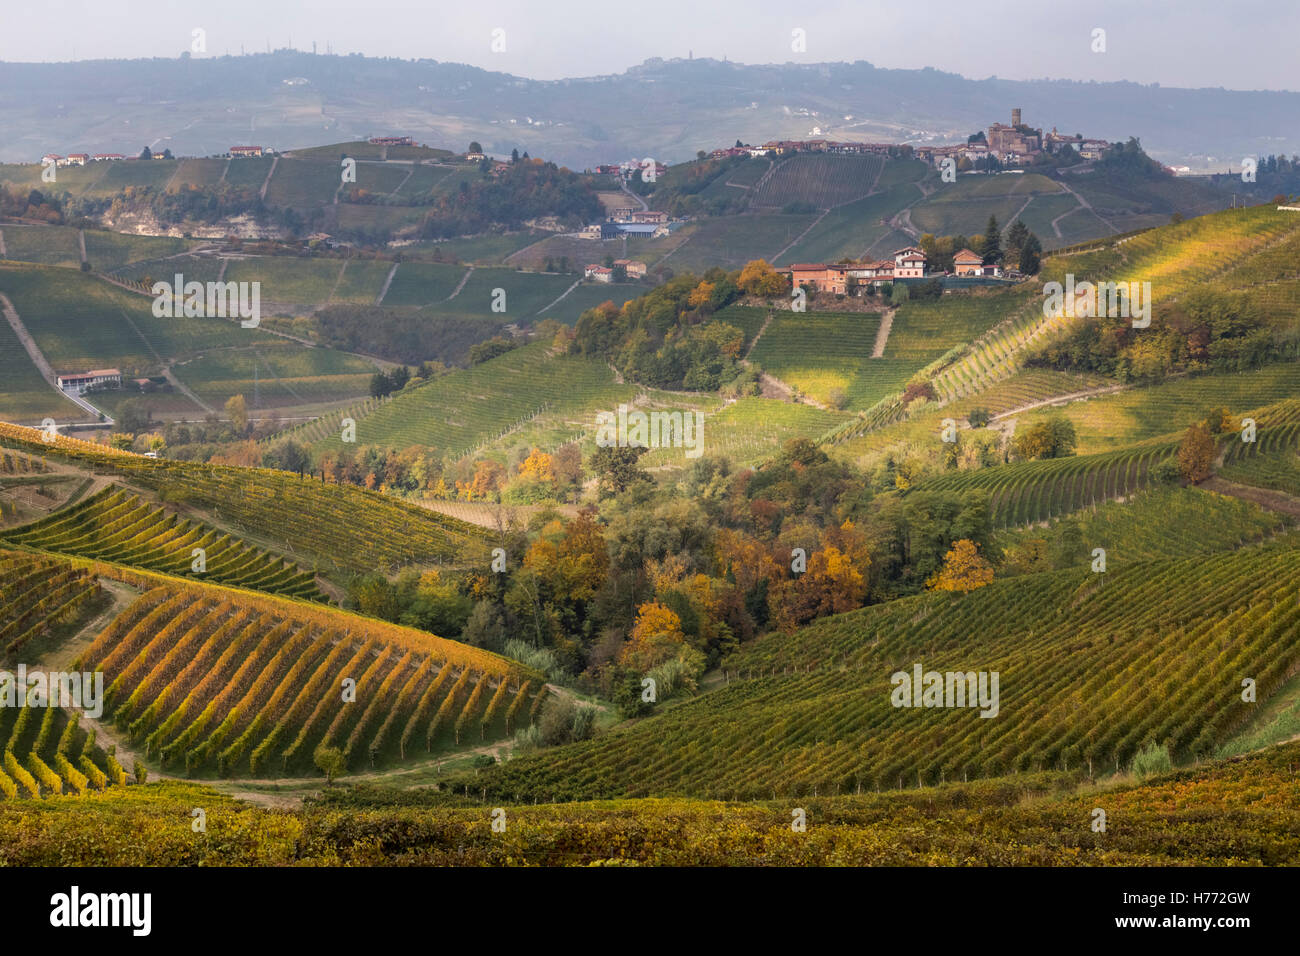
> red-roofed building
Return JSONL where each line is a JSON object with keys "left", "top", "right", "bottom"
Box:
{"left": 893, "top": 246, "right": 928, "bottom": 278}
{"left": 953, "top": 248, "right": 984, "bottom": 276}
{"left": 229, "top": 145, "right": 264, "bottom": 158}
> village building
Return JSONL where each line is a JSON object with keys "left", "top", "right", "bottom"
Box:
{"left": 229, "top": 145, "right": 264, "bottom": 158}
{"left": 953, "top": 248, "right": 984, "bottom": 276}
{"left": 57, "top": 369, "right": 121, "bottom": 394}
{"left": 369, "top": 136, "right": 415, "bottom": 146}
{"left": 584, "top": 264, "right": 614, "bottom": 283}
{"left": 92, "top": 153, "right": 126, "bottom": 162}
{"left": 64, "top": 153, "right": 89, "bottom": 166}
{"left": 893, "top": 246, "right": 928, "bottom": 278}
{"left": 614, "top": 259, "right": 647, "bottom": 278}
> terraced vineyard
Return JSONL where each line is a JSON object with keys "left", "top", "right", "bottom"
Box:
{"left": 997, "top": 485, "right": 1285, "bottom": 564}
{"left": 479, "top": 548, "right": 1300, "bottom": 801}
{"left": 0, "top": 550, "right": 103, "bottom": 660}
{"left": 80, "top": 579, "right": 545, "bottom": 777}
{"left": 0, "top": 423, "right": 490, "bottom": 575}
{"left": 5, "top": 487, "right": 325, "bottom": 601}
{"left": 919, "top": 440, "right": 1178, "bottom": 527}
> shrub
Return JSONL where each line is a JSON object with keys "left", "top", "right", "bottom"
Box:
{"left": 1130, "top": 742, "right": 1173, "bottom": 779}
{"left": 967, "top": 407, "right": 992, "bottom": 428}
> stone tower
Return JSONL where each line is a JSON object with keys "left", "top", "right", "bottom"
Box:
{"left": 1011, "top": 108, "right": 1022, "bottom": 128}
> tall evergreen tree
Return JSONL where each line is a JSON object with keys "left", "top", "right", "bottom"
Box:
{"left": 981, "top": 215, "right": 1002, "bottom": 262}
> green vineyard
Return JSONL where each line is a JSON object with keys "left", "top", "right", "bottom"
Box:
{"left": 479, "top": 548, "right": 1300, "bottom": 801}
{"left": 0, "top": 423, "right": 491, "bottom": 575}
{"left": 918, "top": 440, "right": 1178, "bottom": 527}
{"left": 5, "top": 487, "right": 325, "bottom": 601}
{"left": 997, "top": 485, "right": 1285, "bottom": 564}
{"left": 78, "top": 577, "right": 546, "bottom": 778}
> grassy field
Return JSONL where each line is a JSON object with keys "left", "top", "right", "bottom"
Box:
{"left": 174, "top": 342, "right": 377, "bottom": 410}
{"left": 422, "top": 268, "right": 576, "bottom": 320}
{"left": 0, "top": 302, "right": 82, "bottom": 423}
{"left": 664, "top": 214, "right": 821, "bottom": 273}
{"left": 222, "top": 258, "right": 349, "bottom": 310}
{"left": 0, "top": 264, "right": 279, "bottom": 377}
{"left": 0, "top": 225, "right": 82, "bottom": 266}
{"left": 380, "top": 262, "right": 469, "bottom": 306}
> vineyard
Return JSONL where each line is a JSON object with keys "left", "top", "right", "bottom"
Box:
{"left": 310, "top": 341, "right": 632, "bottom": 458}
{"left": 478, "top": 548, "right": 1300, "bottom": 802}
{"left": 0, "top": 423, "right": 491, "bottom": 575}
{"left": 918, "top": 439, "right": 1178, "bottom": 527}
{"left": 4, "top": 487, "right": 325, "bottom": 601}
{"left": 0, "top": 550, "right": 103, "bottom": 660}
{"left": 0, "top": 686, "right": 126, "bottom": 801}
{"left": 78, "top": 577, "right": 546, "bottom": 778}
{"left": 750, "top": 154, "right": 885, "bottom": 210}
{"left": 747, "top": 311, "right": 914, "bottom": 410}
{"left": 996, "top": 485, "right": 1285, "bottom": 564}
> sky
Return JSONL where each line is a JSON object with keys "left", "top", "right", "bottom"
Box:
{"left": 7, "top": 0, "right": 1297, "bottom": 91}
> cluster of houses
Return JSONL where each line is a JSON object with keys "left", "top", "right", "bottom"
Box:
{"left": 584, "top": 259, "right": 648, "bottom": 282}
{"left": 784, "top": 245, "right": 1002, "bottom": 294}
{"left": 594, "top": 160, "right": 669, "bottom": 180}
{"left": 916, "top": 109, "right": 1109, "bottom": 170}
{"left": 41, "top": 153, "right": 126, "bottom": 166}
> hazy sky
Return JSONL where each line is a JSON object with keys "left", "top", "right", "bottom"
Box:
{"left": 7, "top": 0, "right": 1297, "bottom": 90}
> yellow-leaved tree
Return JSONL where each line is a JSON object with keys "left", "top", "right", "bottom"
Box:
{"left": 927, "top": 539, "right": 994, "bottom": 593}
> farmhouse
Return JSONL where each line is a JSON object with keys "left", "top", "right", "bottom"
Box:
{"left": 585, "top": 265, "right": 614, "bottom": 283}
{"left": 369, "top": 136, "right": 416, "bottom": 146}
{"left": 41, "top": 154, "right": 60, "bottom": 165}
{"left": 57, "top": 369, "right": 121, "bottom": 394}
{"left": 93, "top": 153, "right": 126, "bottom": 162}
{"left": 953, "top": 248, "right": 984, "bottom": 276}
{"left": 229, "top": 145, "right": 264, "bottom": 158}
{"left": 64, "top": 153, "right": 89, "bottom": 166}
{"left": 614, "top": 259, "right": 647, "bottom": 278}
{"left": 893, "top": 246, "right": 928, "bottom": 278}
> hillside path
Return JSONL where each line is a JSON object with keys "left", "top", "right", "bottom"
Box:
{"left": 619, "top": 178, "right": 649, "bottom": 212}
{"left": 258, "top": 155, "right": 279, "bottom": 202}
{"left": 77, "top": 229, "right": 87, "bottom": 266}
{"left": 375, "top": 262, "right": 398, "bottom": 305}
{"left": 534, "top": 279, "right": 581, "bottom": 317}
{"left": 445, "top": 265, "right": 474, "bottom": 301}
{"left": 1056, "top": 178, "right": 1118, "bottom": 234}
{"left": 0, "top": 229, "right": 6, "bottom": 257}
{"left": 871, "top": 308, "right": 895, "bottom": 358}
{"left": 989, "top": 384, "right": 1127, "bottom": 421}
{"left": 1200, "top": 477, "right": 1300, "bottom": 518}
